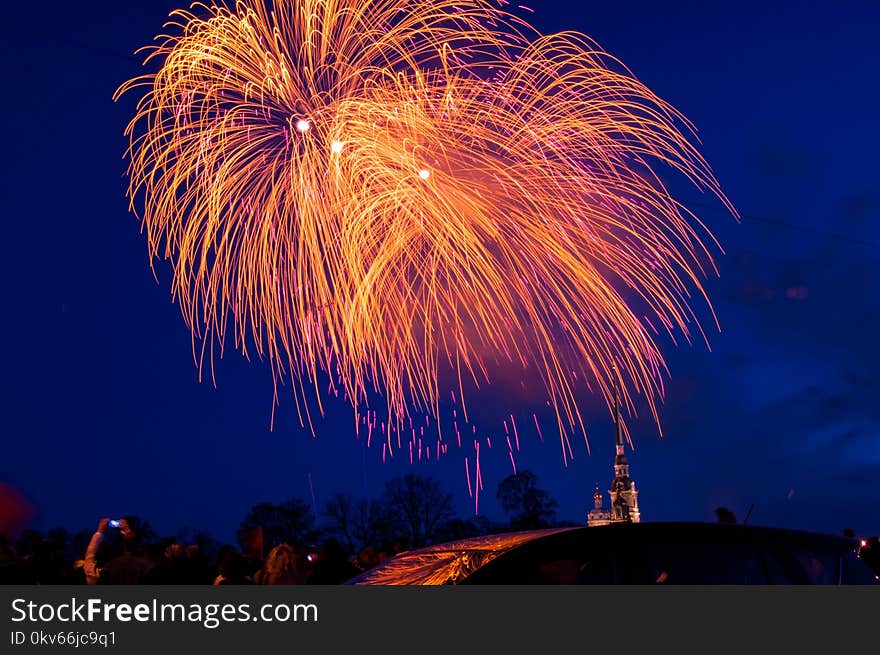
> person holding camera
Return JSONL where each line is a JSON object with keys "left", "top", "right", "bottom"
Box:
{"left": 83, "top": 518, "right": 153, "bottom": 584}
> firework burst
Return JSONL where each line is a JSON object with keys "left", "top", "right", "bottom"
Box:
{"left": 116, "top": 0, "right": 734, "bottom": 455}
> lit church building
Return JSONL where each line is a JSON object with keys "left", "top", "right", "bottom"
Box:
{"left": 587, "top": 394, "right": 641, "bottom": 526}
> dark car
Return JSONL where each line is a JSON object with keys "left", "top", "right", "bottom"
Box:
{"left": 347, "top": 522, "right": 879, "bottom": 585}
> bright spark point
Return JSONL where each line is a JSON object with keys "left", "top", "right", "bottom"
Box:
{"left": 296, "top": 119, "right": 310, "bottom": 133}
{"left": 419, "top": 168, "right": 430, "bottom": 180}
{"left": 330, "top": 140, "right": 344, "bottom": 154}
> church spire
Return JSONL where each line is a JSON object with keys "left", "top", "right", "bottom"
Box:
{"left": 614, "top": 384, "right": 624, "bottom": 456}
{"left": 587, "top": 379, "right": 642, "bottom": 526}
{"left": 610, "top": 380, "right": 640, "bottom": 522}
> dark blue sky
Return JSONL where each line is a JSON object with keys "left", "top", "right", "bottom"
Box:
{"left": 2, "top": 1, "right": 878, "bottom": 543}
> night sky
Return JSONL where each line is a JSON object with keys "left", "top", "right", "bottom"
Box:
{"left": 2, "top": 0, "right": 878, "bottom": 544}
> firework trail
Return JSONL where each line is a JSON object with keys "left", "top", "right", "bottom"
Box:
{"left": 116, "top": 0, "right": 734, "bottom": 456}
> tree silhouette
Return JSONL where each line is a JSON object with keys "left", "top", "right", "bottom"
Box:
{"left": 323, "top": 493, "right": 426, "bottom": 553}
{"left": 238, "top": 500, "right": 315, "bottom": 550}
{"left": 472, "top": 514, "right": 506, "bottom": 536}
{"left": 496, "top": 470, "right": 558, "bottom": 530}
{"left": 382, "top": 474, "right": 454, "bottom": 548}
{"left": 176, "top": 527, "right": 220, "bottom": 560}
{"left": 351, "top": 498, "right": 400, "bottom": 551}
{"left": 433, "top": 517, "right": 483, "bottom": 543}
{"left": 323, "top": 494, "right": 357, "bottom": 553}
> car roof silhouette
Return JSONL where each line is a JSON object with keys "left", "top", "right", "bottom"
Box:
{"left": 347, "top": 522, "right": 875, "bottom": 585}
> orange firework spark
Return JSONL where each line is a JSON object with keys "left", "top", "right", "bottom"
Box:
{"left": 115, "top": 0, "right": 734, "bottom": 454}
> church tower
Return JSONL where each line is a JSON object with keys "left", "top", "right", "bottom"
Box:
{"left": 586, "top": 387, "right": 641, "bottom": 526}
{"left": 587, "top": 483, "right": 612, "bottom": 526}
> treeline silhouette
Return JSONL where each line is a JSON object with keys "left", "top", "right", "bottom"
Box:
{"left": 0, "top": 471, "right": 573, "bottom": 585}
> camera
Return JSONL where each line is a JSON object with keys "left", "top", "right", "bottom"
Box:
{"left": 108, "top": 519, "right": 121, "bottom": 528}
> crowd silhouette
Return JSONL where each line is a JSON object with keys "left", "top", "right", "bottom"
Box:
{"left": 0, "top": 520, "right": 388, "bottom": 585}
